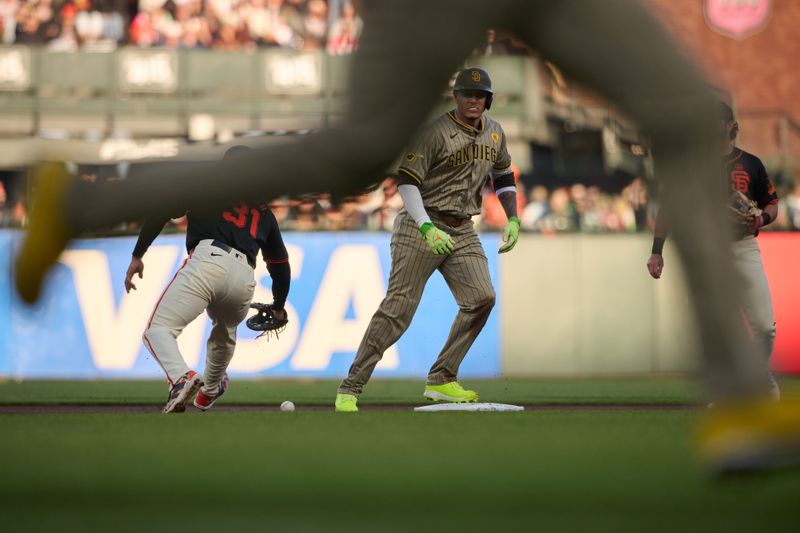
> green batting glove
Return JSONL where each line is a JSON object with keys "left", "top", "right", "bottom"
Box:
{"left": 420, "top": 222, "right": 455, "bottom": 255}
{"left": 498, "top": 216, "right": 520, "bottom": 254}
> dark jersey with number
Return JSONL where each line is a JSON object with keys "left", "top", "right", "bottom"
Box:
{"left": 133, "top": 202, "right": 288, "bottom": 266}
{"left": 183, "top": 202, "right": 288, "bottom": 266}
{"left": 725, "top": 148, "right": 778, "bottom": 209}
{"left": 132, "top": 201, "right": 291, "bottom": 307}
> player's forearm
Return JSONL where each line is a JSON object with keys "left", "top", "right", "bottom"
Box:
{"left": 131, "top": 216, "right": 169, "bottom": 258}
{"left": 653, "top": 207, "right": 667, "bottom": 236}
{"left": 493, "top": 171, "right": 517, "bottom": 220}
{"left": 761, "top": 203, "right": 778, "bottom": 227}
{"left": 497, "top": 191, "right": 518, "bottom": 220}
{"left": 397, "top": 183, "right": 431, "bottom": 227}
{"left": 266, "top": 261, "right": 290, "bottom": 310}
{"left": 651, "top": 208, "right": 668, "bottom": 255}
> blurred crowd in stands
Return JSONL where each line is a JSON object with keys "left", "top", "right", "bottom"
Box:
{"left": 262, "top": 174, "right": 654, "bottom": 234}
{"left": 6, "top": 168, "right": 800, "bottom": 234}
{"left": 0, "top": 178, "right": 26, "bottom": 228}
{"left": 154, "top": 175, "right": 800, "bottom": 235}
{"left": 0, "top": 0, "right": 363, "bottom": 53}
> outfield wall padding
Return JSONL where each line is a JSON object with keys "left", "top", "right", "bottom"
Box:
{"left": 501, "top": 233, "right": 800, "bottom": 375}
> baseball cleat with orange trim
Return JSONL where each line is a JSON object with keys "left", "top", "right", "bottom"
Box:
{"left": 194, "top": 373, "right": 229, "bottom": 411}
{"left": 164, "top": 371, "right": 204, "bottom": 414}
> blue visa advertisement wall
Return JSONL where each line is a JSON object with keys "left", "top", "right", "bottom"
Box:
{"left": 1, "top": 231, "right": 500, "bottom": 379}
{"left": 0, "top": 232, "right": 11, "bottom": 377}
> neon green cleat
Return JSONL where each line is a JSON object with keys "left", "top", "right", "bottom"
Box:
{"left": 335, "top": 393, "right": 359, "bottom": 413}
{"left": 423, "top": 382, "right": 479, "bottom": 403}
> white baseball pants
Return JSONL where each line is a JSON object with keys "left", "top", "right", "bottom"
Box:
{"left": 142, "top": 240, "right": 256, "bottom": 393}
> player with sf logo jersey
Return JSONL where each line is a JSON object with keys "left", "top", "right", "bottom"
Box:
{"left": 124, "top": 146, "right": 291, "bottom": 413}
{"left": 647, "top": 103, "right": 779, "bottom": 403}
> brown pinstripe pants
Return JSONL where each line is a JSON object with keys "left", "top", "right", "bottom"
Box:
{"left": 338, "top": 212, "right": 495, "bottom": 395}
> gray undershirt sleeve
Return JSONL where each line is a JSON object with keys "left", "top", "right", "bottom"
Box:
{"left": 398, "top": 184, "right": 431, "bottom": 227}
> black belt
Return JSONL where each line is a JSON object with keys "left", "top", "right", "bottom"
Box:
{"left": 210, "top": 240, "right": 256, "bottom": 269}
{"left": 430, "top": 211, "right": 470, "bottom": 228}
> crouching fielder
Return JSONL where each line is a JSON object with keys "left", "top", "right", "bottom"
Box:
{"left": 125, "top": 147, "right": 291, "bottom": 413}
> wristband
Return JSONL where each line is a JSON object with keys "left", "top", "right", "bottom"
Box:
{"left": 419, "top": 222, "right": 433, "bottom": 236}
{"left": 651, "top": 237, "right": 665, "bottom": 255}
{"left": 508, "top": 216, "right": 520, "bottom": 225}
{"left": 761, "top": 212, "right": 772, "bottom": 226}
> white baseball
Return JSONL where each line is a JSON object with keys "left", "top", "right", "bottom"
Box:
{"left": 280, "top": 400, "right": 295, "bottom": 412}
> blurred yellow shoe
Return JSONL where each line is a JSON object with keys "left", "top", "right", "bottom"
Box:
{"left": 423, "top": 382, "right": 479, "bottom": 403}
{"left": 15, "top": 162, "right": 76, "bottom": 304}
{"left": 698, "top": 396, "right": 800, "bottom": 475}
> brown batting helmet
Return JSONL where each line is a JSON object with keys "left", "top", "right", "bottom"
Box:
{"left": 453, "top": 67, "right": 493, "bottom": 110}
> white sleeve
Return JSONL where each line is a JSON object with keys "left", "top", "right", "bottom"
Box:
{"left": 398, "top": 184, "right": 431, "bottom": 227}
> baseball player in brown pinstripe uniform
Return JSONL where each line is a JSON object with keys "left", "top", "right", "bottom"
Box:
{"left": 647, "top": 103, "right": 780, "bottom": 403}
{"left": 334, "top": 67, "right": 520, "bottom": 412}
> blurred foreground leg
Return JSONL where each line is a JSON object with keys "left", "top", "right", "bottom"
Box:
{"left": 699, "top": 397, "right": 800, "bottom": 476}
{"left": 14, "top": 162, "right": 78, "bottom": 304}
{"left": 505, "top": 0, "right": 800, "bottom": 474}
{"left": 13, "top": 0, "right": 486, "bottom": 305}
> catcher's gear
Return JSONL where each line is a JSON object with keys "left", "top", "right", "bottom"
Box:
{"left": 727, "top": 190, "right": 761, "bottom": 229}
{"left": 453, "top": 67, "right": 493, "bottom": 109}
{"left": 246, "top": 302, "right": 288, "bottom": 340}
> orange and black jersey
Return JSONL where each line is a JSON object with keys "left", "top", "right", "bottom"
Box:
{"left": 183, "top": 202, "right": 289, "bottom": 269}
{"left": 134, "top": 203, "right": 288, "bottom": 267}
{"left": 725, "top": 148, "right": 778, "bottom": 209}
{"left": 132, "top": 201, "right": 291, "bottom": 308}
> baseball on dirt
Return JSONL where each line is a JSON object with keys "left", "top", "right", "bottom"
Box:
{"left": 280, "top": 400, "right": 295, "bottom": 412}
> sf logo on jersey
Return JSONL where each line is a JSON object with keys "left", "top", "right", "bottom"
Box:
{"left": 730, "top": 165, "right": 750, "bottom": 194}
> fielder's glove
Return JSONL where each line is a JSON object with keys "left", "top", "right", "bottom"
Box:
{"left": 246, "top": 302, "right": 288, "bottom": 340}
{"left": 420, "top": 222, "right": 455, "bottom": 255}
{"left": 727, "top": 190, "right": 761, "bottom": 232}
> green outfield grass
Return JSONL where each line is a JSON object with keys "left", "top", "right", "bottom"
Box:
{"left": 1, "top": 378, "right": 799, "bottom": 532}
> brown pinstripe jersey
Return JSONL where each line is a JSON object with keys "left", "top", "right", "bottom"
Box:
{"left": 397, "top": 110, "right": 512, "bottom": 217}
